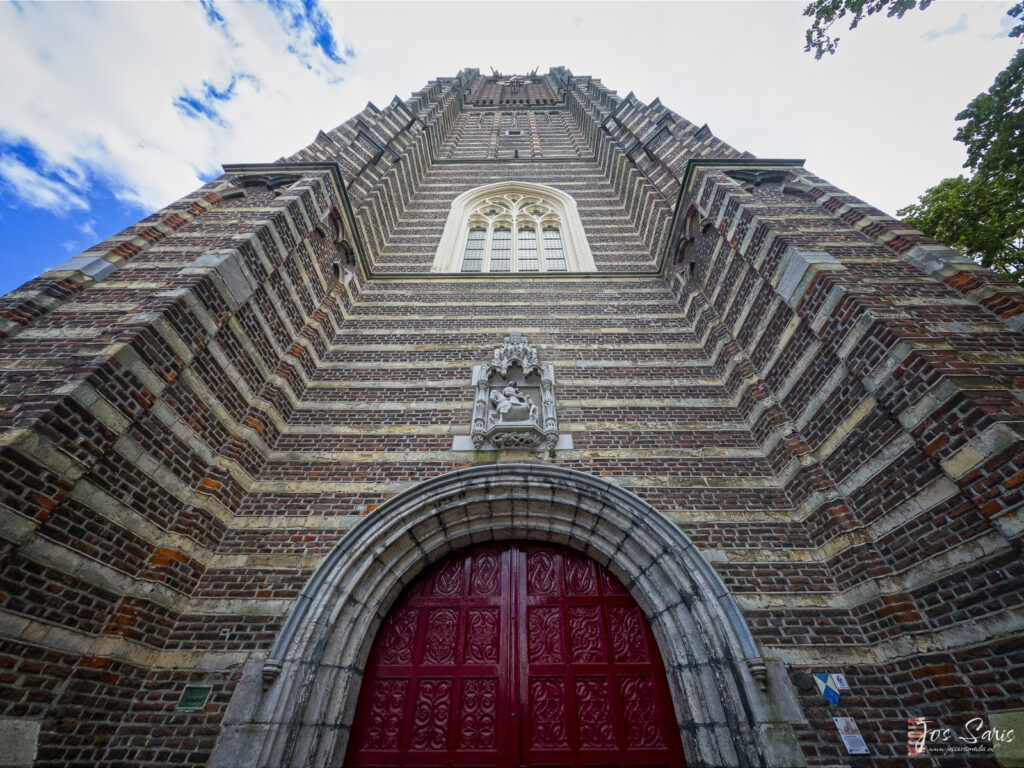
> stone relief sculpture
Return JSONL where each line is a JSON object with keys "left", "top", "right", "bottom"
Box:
{"left": 490, "top": 382, "right": 537, "bottom": 424}
{"left": 468, "top": 331, "right": 558, "bottom": 450}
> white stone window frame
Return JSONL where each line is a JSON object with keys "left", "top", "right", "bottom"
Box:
{"left": 432, "top": 182, "right": 596, "bottom": 273}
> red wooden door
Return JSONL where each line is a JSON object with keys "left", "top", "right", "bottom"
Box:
{"left": 345, "top": 543, "right": 686, "bottom": 768}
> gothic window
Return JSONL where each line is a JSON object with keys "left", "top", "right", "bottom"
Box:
{"left": 517, "top": 227, "right": 538, "bottom": 271}
{"left": 490, "top": 227, "right": 512, "bottom": 271}
{"left": 542, "top": 227, "right": 566, "bottom": 271}
{"left": 433, "top": 182, "right": 595, "bottom": 273}
{"left": 461, "top": 228, "right": 486, "bottom": 272}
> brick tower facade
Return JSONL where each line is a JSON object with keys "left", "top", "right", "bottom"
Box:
{"left": 0, "top": 68, "right": 1022, "bottom": 767}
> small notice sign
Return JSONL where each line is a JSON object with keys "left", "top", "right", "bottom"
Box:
{"left": 177, "top": 686, "right": 211, "bottom": 711}
{"left": 832, "top": 672, "right": 850, "bottom": 691}
{"left": 833, "top": 717, "right": 870, "bottom": 755}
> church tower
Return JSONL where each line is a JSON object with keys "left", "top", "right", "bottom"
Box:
{"left": 0, "top": 68, "right": 1021, "bottom": 767}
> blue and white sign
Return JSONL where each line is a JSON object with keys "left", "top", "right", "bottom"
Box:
{"left": 814, "top": 673, "right": 841, "bottom": 706}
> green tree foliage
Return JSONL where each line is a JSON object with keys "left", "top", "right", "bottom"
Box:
{"left": 804, "top": 1, "right": 1024, "bottom": 283}
{"left": 803, "top": 0, "right": 933, "bottom": 60}
{"left": 897, "top": 175, "right": 1023, "bottom": 280}
{"left": 955, "top": 45, "right": 1023, "bottom": 183}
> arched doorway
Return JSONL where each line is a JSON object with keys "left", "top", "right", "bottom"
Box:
{"left": 345, "top": 542, "right": 686, "bottom": 767}
{"left": 212, "top": 465, "right": 804, "bottom": 768}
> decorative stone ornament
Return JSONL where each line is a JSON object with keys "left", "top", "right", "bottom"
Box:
{"left": 470, "top": 331, "right": 557, "bottom": 450}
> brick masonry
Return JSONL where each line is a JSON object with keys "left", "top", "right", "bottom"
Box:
{"left": 0, "top": 66, "right": 1021, "bottom": 766}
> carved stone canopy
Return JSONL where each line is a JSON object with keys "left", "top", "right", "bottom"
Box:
{"left": 228, "top": 173, "right": 300, "bottom": 195}
{"left": 469, "top": 331, "right": 557, "bottom": 450}
{"left": 724, "top": 168, "right": 814, "bottom": 198}
{"left": 724, "top": 168, "right": 791, "bottom": 188}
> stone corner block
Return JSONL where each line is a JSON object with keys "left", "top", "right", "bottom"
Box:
{"left": 905, "top": 244, "right": 973, "bottom": 277}
{"left": 222, "top": 655, "right": 269, "bottom": 725}
{"left": 451, "top": 435, "right": 476, "bottom": 451}
{"left": 0, "top": 718, "right": 40, "bottom": 767}
{"left": 50, "top": 255, "right": 117, "bottom": 282}
{"left": 756, "top": 721, "right": 808, "bottom": 767}
{"left": 207, "top": 723, "right": 273, "bottom": 768}
{"left": 775, "top": 249, "right": 842, "bottom": 310}
{"left": 189, "top": 250, "right": 257, "bottom": 307}
{"left": 765, "top": 660, "right": 806, "bottom": 724}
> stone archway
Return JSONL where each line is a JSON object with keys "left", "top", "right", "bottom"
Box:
{"left": 211, "top": 464, "right": 805, "bottom": 768}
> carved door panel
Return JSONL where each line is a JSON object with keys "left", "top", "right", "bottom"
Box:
{"left": 346, "top": 545, "right": 511, "bottom": 767}
{"left": 519, "top": 545, "right": 684, "bottom": 767}
{"left": 346, "top": 543, "right": 685, "bottom": 768}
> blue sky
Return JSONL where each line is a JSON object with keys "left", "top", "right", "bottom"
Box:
{"left": 0, "top": 0, "right": 1019, "bottom": 296}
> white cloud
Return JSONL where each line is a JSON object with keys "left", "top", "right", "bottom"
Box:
{"left": 0, "top": 0, "right": 1018, "bottom": 220}
{"left": 923, "top": 13, "right": 969, "bottom": 40}
{"left": 0, "top": 154, "right": 89, "bottom": 214}
{"left": 0, "top": 0, "right": 354, "bottom": 211}
{"left": 78, "top": 219, "right": 97, "bottom": 239}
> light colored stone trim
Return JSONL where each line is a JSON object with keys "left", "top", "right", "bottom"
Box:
{"left": 0, "top": 608, "right": 251, "bottom": 670}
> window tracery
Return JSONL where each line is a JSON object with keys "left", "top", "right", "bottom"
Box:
{"left": 433, "top": 182, "right": 595, "bottom": 273}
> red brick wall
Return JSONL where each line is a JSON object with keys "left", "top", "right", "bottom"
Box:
{"left": 0, "top": 67, "right": 1020, "bottom": 766}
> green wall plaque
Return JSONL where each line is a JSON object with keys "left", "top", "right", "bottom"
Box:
{"left": 177, "top": 686, "right": 211, "bottom": 711}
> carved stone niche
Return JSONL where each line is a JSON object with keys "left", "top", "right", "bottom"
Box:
{"left": 462, "top": 332, "right": 561, "bottom": 451}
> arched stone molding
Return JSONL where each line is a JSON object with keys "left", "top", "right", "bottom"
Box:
{"left": 211, "top": 464, "right": 805, "bottom": 768}
{"left": 431, "top": 182, "right": 596, "bottom": 272}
